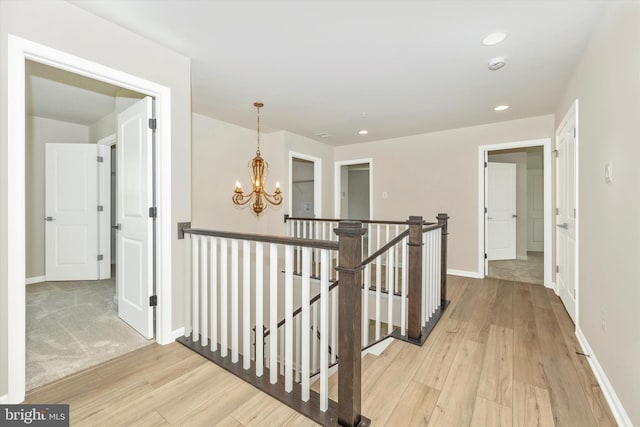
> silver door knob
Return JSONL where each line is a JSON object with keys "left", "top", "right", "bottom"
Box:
{"left": 112, "top": 224, "right": 121, "bottom": 230}
{"left": 512, "top": 214, "right": 518, "bottom": 218}
{"left": 44, "top": 216, "right": 55, "bottom": 221}
{"left": 487, "top": 217, "right": 493, "bottom": 220}
{"left": 556, "top": 223, "right": 568, "bottom": 229}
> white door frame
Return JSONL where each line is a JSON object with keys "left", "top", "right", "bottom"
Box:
{"left": 334, "top": 158, "right": 373, "bottom": 219}
{"left": 288, "top": 151, "right": 322, "bottom": 218}
{"left": 478, "top": 138, "right": 553, "bottom": 288}
{"left": 5, "top": 34, "right": 173, "bottom": 403}
{"left": 555, "top": 99, "right": 579, "bottom": 326}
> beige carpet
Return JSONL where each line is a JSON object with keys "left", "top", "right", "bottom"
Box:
{"left": 26, "top": 273, "right": 153, "bottom": 390}
{"left": 488, "top": 251, "right": 544, "bottom": 285}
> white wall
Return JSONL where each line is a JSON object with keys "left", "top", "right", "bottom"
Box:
{"left": 334, "top": 115, "right": 554, "bottom": 274}
{"left": 26, "top": 116, "right": 90, "bottom": 279}
{"left": 0, "top": 0, "right": 191, "bottom": 400}
{"left": 555, "top": 2, "right": 640, "bottom": 424}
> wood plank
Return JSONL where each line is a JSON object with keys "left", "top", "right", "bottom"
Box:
{"left": 413, "top": 318, "right": 466, "bottom": 390}
{"left": 512, "top": 381, "right": 554, "bottom": 427}
{"left": 491, "top": 280, "right": 514, "bottom": 329}
{"left": 470, "top": 396, "right": 511, "bottom": 427}
{"left": 477, "top": 325, "right": 513, "bottom": 408}
{"left": 512, "top": 284, "right": 547, "bottom": 389}
{"left": 387, "top": 380, "right": 440, "bottom": 426}
{"left": 427, "top": 339, "right": 486, "bottom": 426}
{"left": 180, "top": 380, "right": 260, "bottom": 426}
{"left": 550, "top": 299, "right": 617, "bottom": 426}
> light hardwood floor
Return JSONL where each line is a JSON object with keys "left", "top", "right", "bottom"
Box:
{"left": 25, "top": 276, "right": 616, "bottom": 426}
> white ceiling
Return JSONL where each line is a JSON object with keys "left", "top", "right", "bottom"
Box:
{"left": 69, "top": 0, "right": 604, "bottom": 145}
{"left": 26, "top": 60, "right": 142, "bottom": 125}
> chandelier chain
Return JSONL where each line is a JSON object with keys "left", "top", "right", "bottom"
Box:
{"left": 256, "top": 103, "right": 261, "bottom": 155}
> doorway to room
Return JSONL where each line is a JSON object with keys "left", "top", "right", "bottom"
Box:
{"left": 25, "top": 60, "right": 156, "bottom": 390}
{"left": 479, "top": 139, "right": 552, "bottom": 288}
{"left": 485, "top": 147, "right": 545, "bottom": 285}
{"left": 289, "top": 152, "right": 322, "bottom": 218}
{"left": 335, "top": 159, "right": 372, "bottom": 220}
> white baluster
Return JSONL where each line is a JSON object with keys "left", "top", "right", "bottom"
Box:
{"left": 256, "top": 242, "right": 264, "bottom": 376}
{"left": 280, "top": 327, "right": 285, "bottom": 376}
{"left": 422, "top": 232, "right": 427, "bottom": 325}
{"left": 231, "top": 239, "right": 239, "bottom": 363}
{"left": 192, "top": 235, "right": 199, "bottom": 342}
{"left": 395, "top": 225, "right": 400, "bottom": 294}
{"left": 200, "top": 237, "right": 208, "bottom": 347}
{"left": 431, "top": 231, "right": 436, "bottom": 316}
{"left": 285, "top": 245, "right": 294, "bottom": 392}
{"left": 387, "top": 249, "right": 394, "bottom": 335}
{"left": 210, "top": 237, "right": 218, "bottom": 352}
{"left": 376, "top": 224, "right": 381, "bottom": 252}
{"left": 320, "top": 249, "right": 329, "bottom": 412}
{"left": 220, "top": 239, "right": 228, "bottom": 357}
{"left": 243, "top": 240, "right": 251, "bottom": 370}
{"left": 386, "top": 224, "right": 390, "bottom": 247}
{"left": 375, "top": 252, "right": 382, "bottom": 340}
{"left": 296, "top": 221, "right": 301, "bottom": 274}
{"left": 363, "top": 262, "right": 369, "bottom": 347}
{"left": 436, "top": 229, "right": 442, "bottom": 308}
{"left": 184, "top": 234, "right": 192, "bottom": 338}
{"left": 269, "top": 244, "right": 278, "bottom": 384}
{"left": 401, "top": 235, "right": 408, "bottom": 336}
{"left": 295, "top": 315, "right": 301, "bottom": 383}
{"left": 331, "top": 280, "right": 337, "bottom": 365}
{"left": 312, "top": 301, "right": 318, "bottom": 375}
{"left": 301, "top": 247, "right": 311, "bottom": 401}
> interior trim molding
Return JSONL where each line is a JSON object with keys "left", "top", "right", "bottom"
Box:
{"left": 171, "top": 327, "right": 186, "bottom": 341}
{"left": 25, "top": 276, "right": 45, "bottom": 286}
{"left": 447, "top": 269, "right": 483, "bottom": 279}
{"left": 0, "top": 394, "right": 8, "bottom": 404}
{"left": 576, "top": 327, "right": 632, "bottom": 427}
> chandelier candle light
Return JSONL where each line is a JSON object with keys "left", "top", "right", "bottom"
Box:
{"left": 232, "top": 102, "right": 282, "bottom": 216}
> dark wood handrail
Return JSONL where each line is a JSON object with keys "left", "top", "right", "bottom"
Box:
{"left": 183, "top": 227, "right": 339, "bottom": 250}
{"left": 361, "top": 228, "right": 410, "bottom": 266}
{"left": 285, "top": 214, "right": 436, "bottom": 227}
{"left": 262, "top": 280, "right": 340, "bottom": 338}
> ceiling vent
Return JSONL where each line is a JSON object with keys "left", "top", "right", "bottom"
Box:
{"left": 488, "top": 57, "right": 506, "bottom": 71}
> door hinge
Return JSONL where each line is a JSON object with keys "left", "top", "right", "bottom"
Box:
{"left": 484, "top": 161, "right": 488, "bottom": 168}
{"left": 149, "top": 295, "right": 157, "bottom": 307}
{"left": 554, "top": 149, "right": 559, "bottom": 158}
{"left": 149, "top": 118, "right": 157, "bottom": 130}
{"left": 97, "top": 254, "right": 104, "bottom": 261}
{"left": 556, "top": 207, "right": 559, "bottom": 215}
{"left": 573, "top": 128, "right": 576, "bottom": 138}
{"left": 484, "top": 207, "right": 487, "bottom": 214}
{"left": 484, "top": 253, "right": 488, "bottom": 260}
{"left": 149, "top": 207, "right": 157, "bottom": 218}
{"left": 97, "top": 205, "right": 104, "bottom": 212}
{"left": 556, "top": 265, "right": 560, "bottom": 273}
{"left": 97, "top": 156, "right": 104, "bottom": 163}
{"left": 573, "top": 207, "right": 576, "bottom": 218}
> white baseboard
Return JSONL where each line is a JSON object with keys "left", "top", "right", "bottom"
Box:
{"left": 576, "top": 327, "right": 633, "bottom": 427}
{"left": 25, "top": 276, "right": 45, "bottom": 285}
{"left": 447, "top": 269, "right": 483, "bottom": 279}
{"left": 0, "top": 394, "right": 8, "bottom": 404}
{"left": 171, "top": 327, "right": 186, "bottom": 341}
{"left": 362, "top": 336, "right": 393, "bottom": 357}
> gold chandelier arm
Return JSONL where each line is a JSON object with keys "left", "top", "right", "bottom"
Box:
{"left": 232, "top": 190, "right": 256, "bottom": 206}
{"left": 262, "top": 191, "right": 283, "bottom": 206}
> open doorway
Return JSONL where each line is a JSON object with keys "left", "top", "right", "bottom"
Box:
{"left": 486, "top": 147, "right": 544, "bottom": 284}
{"left": 479, "top": 139, "right": 552, "bottom": 287}
{"left": 24, "top": 61, "right": 153, "bottom": 390}
{"left": 335, "top": 159, "right": 372, "bottom": 220}
{"left": 289, "top": 152, "right": 321, "bottom": 218}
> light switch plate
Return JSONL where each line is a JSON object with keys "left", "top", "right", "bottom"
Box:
{"left": 604, "top": 162, "right": 613, "bottom": 183}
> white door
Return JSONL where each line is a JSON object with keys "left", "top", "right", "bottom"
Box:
{"left": 487, "top": 162, "right": 517, "bottom": 261}
{"left": 556, "top": 108, "right": 577, "bottom": 323}
{"left": 117, "top": 96, "right": 155, "bottom": 339}
{"left": 45, "top": 143, "right": 99, "bottom": 281}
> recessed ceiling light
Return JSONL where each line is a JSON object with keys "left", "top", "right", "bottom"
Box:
{"left": 482, "top": 32, "right": 507, "bottom": 46}
{"left": 314, "top": 132, "right": 331, "bottom": 138}
{"left": 358, "top": 129, "right": 369, "bottom": 135}
{"left": 494, "top": 105, "right": 509, "bottom": 111}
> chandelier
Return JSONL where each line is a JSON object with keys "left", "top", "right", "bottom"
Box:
{"left": 232, "top": 102, "right": 282, "bottom": 216}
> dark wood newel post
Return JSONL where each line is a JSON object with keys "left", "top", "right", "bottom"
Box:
{"left": 407, "top": 215, "right": 424, "bottom": 342}
{"left": 335, "top": 221, "right": 367, "bottom": 427}
{"left": 437, "top": 213, "right": 449, "bottom": 306}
